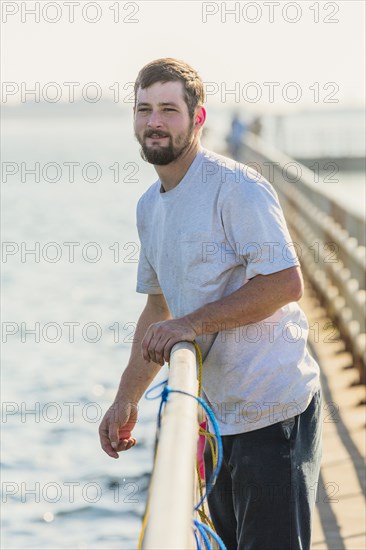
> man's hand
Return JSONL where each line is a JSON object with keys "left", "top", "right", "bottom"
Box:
{"left": 99, "top": 400, "right": 138, "bottom": 458}
{"left": 99, "top": 294, "right": 171, "bottom": 458}
{"left": 141, "top": 318, "right": 198, "bottom": 365}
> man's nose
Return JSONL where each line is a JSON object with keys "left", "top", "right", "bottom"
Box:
{"left": 147, "top": 111, "right": 163, "bottom": 128}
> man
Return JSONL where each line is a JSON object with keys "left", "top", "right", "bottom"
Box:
{"left": 99, "top": 58, "right": 322, "bottom": 550}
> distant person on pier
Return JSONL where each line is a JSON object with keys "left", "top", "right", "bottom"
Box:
{"left": 249, "top": 115, "right": 262, "bottom": 137}
{"left": 99, "top": 58, "right": 322, "bottom": 550}
{"left": 226, "top": 110, "right": 247, "bottom": 160}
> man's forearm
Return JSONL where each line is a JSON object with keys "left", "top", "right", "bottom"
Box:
{"left": 115, "top": 297, "right": 172, "bottom": 402}
{"left": 138, "top": 267, "right": 303, "bottom": 366}
{"left": 186, "top": 266, "right": 303, "bottom": 337}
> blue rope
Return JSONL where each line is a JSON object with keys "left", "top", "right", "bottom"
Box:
{"left": 145, "top": 378, "right": 168, "bottom": 400}
{"left": 194, "top": 520, "right": 211, "bottom": 549}
{"left": 145, "top": 379, "right": 169, "bottom": 430}
{"left": 193, "top": 528, "right": 202, "bottom": 550}
{"left": 147, "top": 381, "right": 223, "bottom": 507}
{"left": 194, "top": 520, "right": 227, "bottom": 550}
{"left": 193, "top": 393, "right": 223, "bottom": 509}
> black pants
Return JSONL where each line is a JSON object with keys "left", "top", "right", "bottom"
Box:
{"left": 204, "top": 391, "right": 323, "bottom": 550}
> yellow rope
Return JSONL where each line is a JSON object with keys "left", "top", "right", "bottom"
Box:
{"left": 193, "top": 340, "right": 203, "bottom": 397}
{"left": 193, "top": 340, "right": 221, "bottom": 545}
{"left": 196, "top": 458, "right": 216, "bottom": 531}
{"left": 202, "top": 429, "right": 218, "bottom": 466}
{"left": 137, "top": 497, "right": 149, "bottom": 549}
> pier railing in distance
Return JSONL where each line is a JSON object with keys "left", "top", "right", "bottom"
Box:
{"left": 241, "top": 133, "right": 366, "bottom": 383}
{"left": 143, "top": 342, "right": 198, "bottom": 549}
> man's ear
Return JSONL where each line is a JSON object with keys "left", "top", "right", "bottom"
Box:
{"left": 195, "top": 106, "right": 207, "bottom": 128}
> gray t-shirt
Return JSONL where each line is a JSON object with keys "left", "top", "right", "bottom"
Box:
{"left": 136, "top": 147, "right": 320, "bottom": 435}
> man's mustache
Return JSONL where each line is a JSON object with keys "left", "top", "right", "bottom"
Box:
{"left": 144, "top": 131, "right": 170, "bottom": 139}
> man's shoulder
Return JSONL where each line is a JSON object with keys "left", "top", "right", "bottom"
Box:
{"left": 201, "top": 147, "right": 238, "bottom": 171}
{"left": 202, "top": 148, "right": 270, "bottom": 190}
{"left": 137, "top": 179, "right": 160, "bottom": 214}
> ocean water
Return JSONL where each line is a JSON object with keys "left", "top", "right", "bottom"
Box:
{"left": 1, "top": 115, "right": 168, "bottom": 549}
{"left": 1, "top": 111, "right": 365, "bottom": 549}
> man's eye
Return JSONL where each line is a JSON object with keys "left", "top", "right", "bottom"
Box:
{"left": 163, "top": 108, "right": 176, "bottom": 112}
{"left": 138, "top": 108, "right": 149, "bottom": 112}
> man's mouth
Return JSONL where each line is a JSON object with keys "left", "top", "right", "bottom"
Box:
{"left": 146, "top": 133, "right": 169, "bottom": 139}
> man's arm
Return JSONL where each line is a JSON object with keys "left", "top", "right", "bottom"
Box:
{"left": 188, "top": 265, "right": 303, "bottom": 335}
{"left": 141, "top": 266, "right": 303, "bottom": 365}
{"left": 99, "top": 293, "right": 171, "bottom": 458}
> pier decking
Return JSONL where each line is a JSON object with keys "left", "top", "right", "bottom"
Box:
{"left": 301, "top": 282, "right": 365, "bottom": 550}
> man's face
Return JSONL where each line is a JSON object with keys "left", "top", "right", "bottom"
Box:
{"left": 134, "top": 81, "right": 195, "bottom": 165}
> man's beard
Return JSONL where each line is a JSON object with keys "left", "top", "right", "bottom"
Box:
{"left": 135, "top": 120, "right": 194, "bottom": 165}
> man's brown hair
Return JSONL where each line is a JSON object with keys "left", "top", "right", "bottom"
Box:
{"left": 134, "top": 58, "right": 205, "bottom": 119}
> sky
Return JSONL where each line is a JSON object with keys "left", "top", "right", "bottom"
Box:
{"left": 1, "top": 0, "right": 365, "bottom": 113}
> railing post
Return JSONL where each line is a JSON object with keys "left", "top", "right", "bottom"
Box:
{"left": 143, "top": 342, "right": 199, "bottom": 550}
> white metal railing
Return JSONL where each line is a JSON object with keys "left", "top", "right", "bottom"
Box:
{"left": 142, "top": 342, "right": 199, "bottom": 549}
